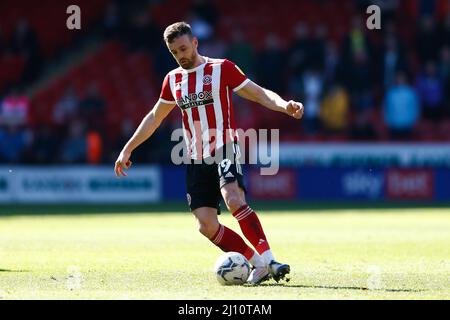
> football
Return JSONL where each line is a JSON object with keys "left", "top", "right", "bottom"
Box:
{"left": 214, "top": 252, "right": 251, "bottom": 285}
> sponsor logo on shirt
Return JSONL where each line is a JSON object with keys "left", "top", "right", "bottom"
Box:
{"left": 177, "top": 90, "right": 214, "bottom": 110}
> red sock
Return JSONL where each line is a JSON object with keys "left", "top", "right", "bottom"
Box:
{"left": 210, "top": 224, "right": 255, "bottom": 261}
{"left": 232, "top": 205, "right": 270, "bottom": 254}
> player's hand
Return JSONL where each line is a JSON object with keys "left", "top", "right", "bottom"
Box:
{"left": 114, "top": 150, "right": 132, "bottom": 177}
{"left": 285, "top": 100, "right": 304, "bottom": 119}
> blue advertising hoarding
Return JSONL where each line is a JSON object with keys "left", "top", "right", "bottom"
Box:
{"left": 160, "top": 166, "right": 447, "bottom": 202}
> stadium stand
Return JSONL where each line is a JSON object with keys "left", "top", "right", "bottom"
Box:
{"left": 1, "top": 0, "right": 450, "bottom": 164}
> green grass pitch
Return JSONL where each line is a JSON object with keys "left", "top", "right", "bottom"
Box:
{"left": 0, "top": 203, "right": 449, "bottom": 299}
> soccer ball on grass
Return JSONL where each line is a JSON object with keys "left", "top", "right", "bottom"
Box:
{"left": 214, "top": 252, "right": 251, "bottom": 285}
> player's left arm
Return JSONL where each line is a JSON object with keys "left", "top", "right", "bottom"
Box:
{"left": 235, "top": 80, "right": 304, "bottom": 119}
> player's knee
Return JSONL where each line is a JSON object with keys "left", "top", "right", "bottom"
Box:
{"left": 224, "top": 193, "right": 244, "bottom": 213}
{"left": 198, "top": 220, "right": 219, "bottom": 239}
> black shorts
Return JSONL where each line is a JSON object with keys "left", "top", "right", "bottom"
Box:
{"left": 186, "top": 143, "right": 246, "bottom": 214}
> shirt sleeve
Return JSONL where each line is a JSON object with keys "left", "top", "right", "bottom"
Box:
{"left": 159, "top": 73, "right": 176, "bottom": 104}
{"left": 223, "top": 59, "right": 250, "bottom": 92}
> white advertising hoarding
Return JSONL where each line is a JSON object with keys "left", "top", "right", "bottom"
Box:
{"left": 0, "top": 166, "right": 161, "bottom": 203}
{"left": 278, "top": 143, "right": 450, "bottom": 167}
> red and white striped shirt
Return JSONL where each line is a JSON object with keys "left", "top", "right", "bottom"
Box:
{"left": 159, "top": 57, "right": 250, "bottom": 160}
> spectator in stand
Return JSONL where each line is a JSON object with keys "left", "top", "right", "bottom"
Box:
{"left": 0, "top": 89, "right": 29, "bottom": 126}
{"left": 111, "top": 118, "right": 135, "bottom": 163}
{"left": 86, "top": 129, "right": 103, "bottom": 164}
{"left": 287, "top": 22, "right": 311, "bottom": 77}
{"left": 28, "top": 125, "right": 59, "bottom": 164}
{"left": 319, "top": 85, "right": 349, "bottom": 134}
{"left": 187, "top": 12, "right": 213, "bottom": 41}
{"left": 440, "top": 46, "right": 450, "bottom": 118}
{"left": 380, "top": 34, "right": 408, "bottom": 89}
{"left": 341, "top": 16, "right": 373, "bottom": 67}
{"left": 416, "top": 15, "right": 440, "bottom": 64}
{"left": 384, "top": 72, "right": 420, "bottom": 140}
{"left": 192, "top": 0, "right": 219, "bottom": 28}
{"left": 257, "top": 33, "right": 286, "bottom": 94}
{"left": 112, "top": 117, "right": 171, "bottom": 163}
{"left": 440, "top": 46, "right": 450, "bottom": 83}
{"left": 126, "top": 12, "right": 160, "bottom": 51}
{"left": 0, "top": 124, "right": 31, "bottom": 163}
{"left": 79, "top": 83, "right": 106, "bottom": 128}
{"left": 52, "top": 86, "right": 80, "bottom": 126}
{"left": 60, "top": 120, "right": 87, "bottom": 163}
{"left": 202, "top": 37, "right": 226, "bottom": 59}
{"left": 153, "top": 41, "right": 178, "bottom": 79}
{"left": 146, "top": 121, "right": 173, "bottom": 163}
{"left": 418, "top": 0, "right": 437, "bottom": 16}
{"left": 9, "top": 18, "right": 41, "bottom": 82}
{"left": 296, "top": 69, "right": 324, "bottom": 135}
{"left": 308, "top": 24, "right": 327, "bottom": 72}
{"left": 323, "top": 40, "right": 340, "bottom": 87}
{"left": 340, "top": 48, "right": 374, "bottom": 113}
{"left": 415, "top": 61, "right": 444, "bottom": 122}
{"left": 10, "top": 18, "right": 38, "bottom": 56}
{"left": 226, "top": 29, "right": 256, "bottom": 78}
{"left": 439, "top": 13, "right": 450, "bottom": 48}
{"left": 338, "top": 16, "right": 374, "bottom": 113}
{"left": 102, "top": 1, "right": 126, "bottom": 39}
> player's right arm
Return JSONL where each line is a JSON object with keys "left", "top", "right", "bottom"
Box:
{"left": 114, "top": 100, "right": 176, "bottom": 177}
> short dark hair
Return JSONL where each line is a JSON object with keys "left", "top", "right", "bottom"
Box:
{"left": 163, "top": 21, "right": 193, "bottom": 43}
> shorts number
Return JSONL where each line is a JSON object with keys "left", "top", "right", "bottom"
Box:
{"left": 218, "top": 159, "right": 232, "bottom": 176}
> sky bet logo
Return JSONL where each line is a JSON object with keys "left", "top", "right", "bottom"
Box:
{"left": 177, "top": 91, "right": 214, "bottom": 110}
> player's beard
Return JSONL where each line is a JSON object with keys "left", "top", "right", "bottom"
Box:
{"left": 179, "top": 52, "right": 197, "bottom": 69}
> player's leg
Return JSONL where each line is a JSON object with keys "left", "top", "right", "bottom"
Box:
{"left": 192, "top": 206, "right": 264, "bottom": 269}
{"left": 186, "top": 160, "right": 263, "bottom": 271}
{"left": 221, "top": 181, "right": 270, "bottom": 256}
{"left": 192, "top": 207, "right": 221, "bottom": 239}
{"left": 221, "top": 182, "right": 290, "bottom": 282}
{"left": 217, "top": 144, "right": 272, "bottom": 258}
{"left": 218, "top": 140, "right": 291, "bottom": 283}
{"left": 222, "top": 181, "right": 291, "bottom": 282}
{"left": 217, "top": 182, "right": 267, "bottom": 284}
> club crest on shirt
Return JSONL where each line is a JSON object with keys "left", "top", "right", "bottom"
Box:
{"left": 203, "top": 75, "right": 212, "bottom": 85}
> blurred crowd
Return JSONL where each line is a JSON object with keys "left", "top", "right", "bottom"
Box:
{"left": 1, "top": 0, "right": 450, "bottom": 165}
